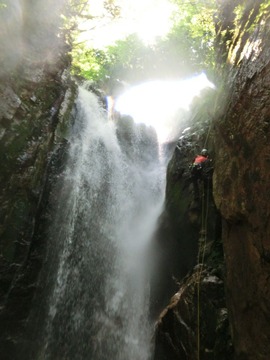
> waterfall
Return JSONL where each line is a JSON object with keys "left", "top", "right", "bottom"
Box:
{"left": 36, "top": 87, "right": 166, "bottom": 360}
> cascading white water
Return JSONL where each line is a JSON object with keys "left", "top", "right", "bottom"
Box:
{"left": 38, "top": 87, "right": 166, "bottom": 360}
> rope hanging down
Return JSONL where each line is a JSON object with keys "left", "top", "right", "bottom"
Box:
{"left": 196, "top": 178, "right": 211, "bottom": 360}
{"left": 196, "top": 90, "right": 216, "bottom": 360}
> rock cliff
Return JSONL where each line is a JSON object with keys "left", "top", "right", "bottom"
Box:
{"left": 1, "top": 1, "right": 270, "bottom": 359}
{"left": 0, "top": 0, "right": 76, "bottom": 356}
{"left": 214, "top": 1, "right": 270, "bottom": 359}
{"left": 154, "top": 1, "right": 270, "bottom": 359}
{"left": 152, "top": 103, "right": 232, "bottom": 359}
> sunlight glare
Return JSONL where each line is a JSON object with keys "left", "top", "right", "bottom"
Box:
{"left": 83, "top": 0, "right": 176, "bottom": 47}
{"left": 120, "top": 0, "right": 175, "bottom": 44}
{"left": 115, "top": 73, "right": 215, "bottom": 143}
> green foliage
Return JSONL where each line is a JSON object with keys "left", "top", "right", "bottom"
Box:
{"left": 259, "top": 0, "right": 270, "bottom": 14}
{"left": 64, "top": 0, "right": 125, "bottom": 82}
{"left": 240, "top": 0, "right": 270, "bottom": 33}
{"left": 105, "top": 34, "right": 152, "bottom": 81}
{"left": 233, "top": 3, "right": 245, "bottom": 23}
{"left": 169, "top": 0, "right": 217, "bottom": 70}
{"left": 72, "top": 33, "right": 156, "bottom": 83}
{"left": 104, "top": 0, "right": 121, "bottom": 17}
{"left": 60, "top": 0, "right": 92, "bottom": 46}
{"left": 72, "top": 46, "right": 110, "bottom": 81}
{"left": 69, "top": 0, "right": 219, "bottom": 84}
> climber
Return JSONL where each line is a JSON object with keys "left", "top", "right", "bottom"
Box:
{"left": 191, "top": 149, "right": 209, "bottom": 174}
{"left": 190, "top": 149, "right": 213, "bottom": 200}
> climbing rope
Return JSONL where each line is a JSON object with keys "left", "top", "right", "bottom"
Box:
{"left": 203, "top": 118, "right": 213, "bottom": 151}
{"left": 194, "top": 102, "right": 216, "bottom": 358}
{"left": 204, "top": 86, "right": 219, "bottom": 149}
{"left": 196, "top": 178, "right": 211, "bottom": 360}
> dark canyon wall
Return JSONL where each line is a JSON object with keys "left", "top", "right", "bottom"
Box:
{"left": 0, "top": 0, "right": 76, "bottom": 355}
{"left": 154, "top": 1, "right": 270, "bottom": 360}
{"left": 213, "top": 1, "right": 270, "bottom": 359}
{"left": 153, "top": 99, "right": 232, "bottom": 359}
{"left": 1, "top": 1, "right": 270, "bottom": 360}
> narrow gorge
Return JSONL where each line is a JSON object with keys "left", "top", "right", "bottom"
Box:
{"left": 1, "top": 1, "right": 270, "bottom": 360}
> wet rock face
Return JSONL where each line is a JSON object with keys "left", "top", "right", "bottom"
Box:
{"left": 0, "top": 0, "right": 77, "bottom": 355}
{"left": 150, "top": 133, "right": 202, "bottom": 317}
{"left": 151, "top": 110, "right": 232, "bottom": 359}
{"left": 154, "top": 267, "right": 232, "bottom": 360}
{"left": 213, "top": 3, "right": 270, "bottom": 359}
{"left": 155, "top": 3, "right": 270, "bottom": 359}
{"left": 0, "top": 68, "right": 76, "bottom": 356}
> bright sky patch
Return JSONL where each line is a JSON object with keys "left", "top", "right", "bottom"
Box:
{"left": 81, "top": 0, "right": 176, "bottom": 47}
{"left": 115, "top": 73, "right": 215, "bottom": 142}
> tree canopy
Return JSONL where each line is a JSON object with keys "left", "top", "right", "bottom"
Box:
{"left": 68, "top": 0, "right": 218, "bottom": 87}
{"left": 2, "top": 0, "right": 269, "bottom": 87}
